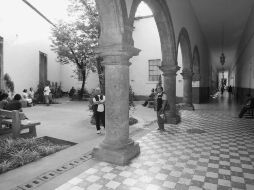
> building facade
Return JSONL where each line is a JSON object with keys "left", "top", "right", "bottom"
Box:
{"left": 0, "top": 0, "right": 99, "bottom": 95}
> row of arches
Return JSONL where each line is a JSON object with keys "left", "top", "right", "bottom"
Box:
{"left": 92, "top": 0, "right": 202, "bottom": 165}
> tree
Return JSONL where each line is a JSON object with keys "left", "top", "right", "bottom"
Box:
{"left": 3, "top": 73, "right": 14, "bottom": 95}
{"left": 51, "top": 0, "right": 101, "bottom": 98}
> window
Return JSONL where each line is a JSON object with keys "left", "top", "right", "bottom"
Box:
{"left": 148, "top": 59, "right": 161, "bottom": 81}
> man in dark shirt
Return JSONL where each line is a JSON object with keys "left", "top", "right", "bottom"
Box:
{"left": 155, "top": 86, "right": 167, "bottom": 131}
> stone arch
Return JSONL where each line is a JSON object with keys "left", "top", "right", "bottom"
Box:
{"left": 128, "top": 0, "right": 180, "bottom": 124}
{"left": 93, "top": 0, "right": 180, "bottom": 165}
{"left": 177, "top": 27, "right": 192, "bottom": 71}
{"left": 129, "top": 0, "right": 177, "bottom": 67}
{"left": 192, "top": 45, "right": 201, "bottom": 104}
{"left": 177, "top": 27, "right": 194, "bottom": 110}
{"left": 192, "top": 45, "right": 200, "bottom": 81}
{"left": 95, "top": 0, "right": 130, "bottom": 48}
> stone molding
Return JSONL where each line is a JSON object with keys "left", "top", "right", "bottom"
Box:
{"left": 181, "top": 69, "right": 193, "bottom": 79}
{"left": 95, "top": 44, "right": 140, "bottom": 66}
{"left": 193, "top": 73, "right": 201, "bottom": 81}
{"left": 160, "top": 65, "right": 180, "bottom": 76}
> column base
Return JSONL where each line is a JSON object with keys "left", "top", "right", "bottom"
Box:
{"left": 177, "top": 103, "right": 195, "bottom": 111}
{"left": 164, "top": 110, "right": 181, "bottom": 124}
{"left": 92, "top": 140, "right": 140, "bottom": 166}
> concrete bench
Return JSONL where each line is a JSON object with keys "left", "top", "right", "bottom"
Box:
{"left": 0, "top": 109, "right": 41, "bottom": 139}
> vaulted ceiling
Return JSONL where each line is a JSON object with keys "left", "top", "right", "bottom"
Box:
{"left": 189, "top": 0, "right": 254, "bottom": 69}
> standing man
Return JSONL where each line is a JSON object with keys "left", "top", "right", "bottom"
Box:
{"left": 93, "top": 87, "right": 105, "bottom": 134}
{"left": 44, "top": 82, "right": 51, "bottom": 106}
{"left": 155, "top": 86, "right": 167, "bottom": 131}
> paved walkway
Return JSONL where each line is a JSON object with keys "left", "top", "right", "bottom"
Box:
{"left": 53, "top": 94, "right": 254, "bottom": 190}
{"left": 2, "top": 94, "right": 254, "bottom": 190}
{"left": 0, "top": 98, "right": 156, "bottom": 190}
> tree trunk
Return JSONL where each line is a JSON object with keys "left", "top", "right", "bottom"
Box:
{"left": 96, "top": 57, "right": 105, "bottom": 94}
{"left": 79, "top": 70, "right": 86, "bottom": 99}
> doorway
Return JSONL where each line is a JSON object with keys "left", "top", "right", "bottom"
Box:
{"left": 39, "top": 51, "right": 47, "bottom": 85}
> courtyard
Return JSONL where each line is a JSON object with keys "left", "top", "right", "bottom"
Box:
{"left": 0, "top": 94, "right": 253, "bottom": 190}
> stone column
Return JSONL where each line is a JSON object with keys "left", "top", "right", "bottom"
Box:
{"left": 0, "top": 37, "right": 3, "bottom": 89}
{"left": 92, "top": 45, "right": 140, "bottom": 165}
{"left": 160, "top": 65, "right": 181, "bottom": 124}
{"left": 192, "top": 73, "right": 201, "bottom": 104}
{"left": 181, "top": 69, "right": 195, "bottom": 110}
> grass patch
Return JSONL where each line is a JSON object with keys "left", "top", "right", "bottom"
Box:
{"left": 0, "top": 137, "right": 71, "bottom": 174}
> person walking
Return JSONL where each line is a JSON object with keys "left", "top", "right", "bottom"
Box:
{"left": 44, "top": 82, "right": 51, "bottom": 106}
{"left": 93, "top": 88, "right": 105, "bottom": 134}
{"left": 155, "top": 86, "right": 167, "bottom": 131}
{"left": 220, "top": 86, "right": 224, "bottom": 95}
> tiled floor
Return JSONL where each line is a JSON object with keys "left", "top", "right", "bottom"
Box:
{"left": 55, "top": 98, "right": 254, "bottom": 190}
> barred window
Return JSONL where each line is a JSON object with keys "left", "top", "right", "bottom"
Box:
{"left": 148, "top": 59, "right": 161, "bottom": 81}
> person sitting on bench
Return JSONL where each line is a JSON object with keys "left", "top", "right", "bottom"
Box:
{"left": 239, "top": 94, "right": 254, "bottom": 118}
{"left": 5, "top": 94, "right": 29, "bottom": 119}
{"left": 0, "top": 92, "right": 9, "bottom": 109}
{"left": 142, "top": 88, "right": 156, "bottom": 107}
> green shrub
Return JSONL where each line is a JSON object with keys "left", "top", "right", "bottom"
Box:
{"left": 129, "top": 117, "right": 138, "bottom": 126}
{"left": 10, "top": 149, "right": 40, "bottom": 167}
{"left": 0, "top": 160, "right": 12, "bottom": 173}
{"left": 3, "top": 73, "right": 14, "bottom": 94}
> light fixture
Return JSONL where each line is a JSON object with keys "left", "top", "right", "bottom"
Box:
{"left": 220, "top": 24, "right": 226, "bottom": 89}
{"left": 220, "top": 24, "right": 226, "bottom": 67}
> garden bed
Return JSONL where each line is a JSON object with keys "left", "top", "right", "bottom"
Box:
{"left": 0, "top": 136, "right": 76, "bottom": 174}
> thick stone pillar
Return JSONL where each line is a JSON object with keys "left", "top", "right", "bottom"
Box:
{"left": 181, "top": 69, "right": 195, "bottom": 110}
{"left": 192, "top": 74, "right": 201, "bottom": 104}
{"left": 0, "top": 37, "right": 3, "bottom": 89}
{"left": 92, "top": 45, "right": 140, "bottom": 165}
{"left": 161, "top": 65, "right": 181, "bottom": 124}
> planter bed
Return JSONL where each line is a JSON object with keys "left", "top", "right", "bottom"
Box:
{"left": 0, "top": 136, "right": 76, "bottom": 174}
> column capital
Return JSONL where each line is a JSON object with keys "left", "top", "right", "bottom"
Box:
{"left": 193, "top": 73, "right": 201, "bottom": 81}
{"left": 95, "top": 44, "right": 140, "bottom": 66}
{"left": 181, "top": 69, "right": 193, "bottom": 79}
{"left": 160, "top": 65, "right": 180, "bottom": 76}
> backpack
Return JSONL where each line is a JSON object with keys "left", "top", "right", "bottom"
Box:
{"left": 92, "top": 95, "right": 104, "bottom": 112}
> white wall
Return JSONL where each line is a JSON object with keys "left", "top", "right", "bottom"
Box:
{"left": 0, "top": 0, "right": 60, "bottom": 94}
{"left": 60, "top": 64, "right": 99, "bottom": 93}
{"left": 130, "top": 16, "right": 162, "bottom": 96}
{"left": 0, "top": 0, "right": 99, "bottom": 95}
{"left": 176, "top": 45, "right": 183, "bottom": 97}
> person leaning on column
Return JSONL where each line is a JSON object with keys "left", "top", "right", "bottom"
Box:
{"left": 92, "top": 87, "right": 105, "bottom": 134}
{"left": 155, "top": 86, "right": 167, "bottom": 131}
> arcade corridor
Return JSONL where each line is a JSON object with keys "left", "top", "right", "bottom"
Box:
{"left": 55, "top": 94, "right": 254, "bottom": 190}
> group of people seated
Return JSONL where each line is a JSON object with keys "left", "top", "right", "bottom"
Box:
{"left": 142, "top": 88, "right": 156, "bottom": 107}
{"left": 22, "top": 88, "right": 35, "bottom": 107}
{"left": 0, "top": 92, "right": 23, "bottom": 111}
{"left": 0, "top": 87, "right": 35, "bottom": 111}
